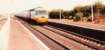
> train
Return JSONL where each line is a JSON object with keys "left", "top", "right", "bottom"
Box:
{"left": 31, "top": 8, "right": 48, "bottom": 24}
{"left": 15, "top": 8, "right": 48, "bottom": 24}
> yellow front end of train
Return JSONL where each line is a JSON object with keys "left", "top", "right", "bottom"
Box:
{"left": 32, "top": 8, "right": 48, "bottom": 24}
{"left": 33, "top": 16, "right": 48, "bottom": 24}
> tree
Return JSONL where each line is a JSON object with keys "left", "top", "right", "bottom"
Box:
{"left": 49, "top": 10, "right": 63, "bottom": 19}
{"left": 49, "top": 10, "right": 60, "bottom": 19}
{"left": 62, "top": 11, "right": 70, "bottom": 19}
{"left": 81, "top": 6, "right": 91, "bottom": 17}
{"left": 100, "top": 6, "right": 105, "bottom": 16}
{"left": 73, "top": 12, "right": 83, "bottom": 21}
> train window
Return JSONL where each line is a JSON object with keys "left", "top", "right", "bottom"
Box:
{"left": 41, "top": 16, "right": 45, "bottom": 18}
{"left": 35, "top": 10, "right": 48, "bottom": 15}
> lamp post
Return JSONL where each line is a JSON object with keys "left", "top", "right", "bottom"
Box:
{"left": 88, "top": 0, "right": 95, "bottom": 23}
{"left": 91, "top": 4, "right": 94, "bottom": 22}
{"left": 59, "top": 9, "right": 62, "bottom": 22}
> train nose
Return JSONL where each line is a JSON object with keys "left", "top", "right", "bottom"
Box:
{"left": 33, "top": 16, "right": 48, "bottom": 24}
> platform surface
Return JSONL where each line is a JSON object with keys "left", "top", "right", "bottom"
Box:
{"left": 49, "top": 19, "right": 105, "bottom": 31}
{"left": 8, "top": 18, "right": 49, "bottom": 50}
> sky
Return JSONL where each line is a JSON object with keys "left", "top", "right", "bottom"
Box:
{"left": 0, "top": 0, "right": 105, "bottom": 14}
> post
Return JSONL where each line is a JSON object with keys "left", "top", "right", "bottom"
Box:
{"left": 29, "top": 10, "right": 31, "bottom": 18}
{"left": 91, "top": 4, "right": 94, "bottom": 22}
{"left": 59, "top": 9, "right": 62, "bottom": 22}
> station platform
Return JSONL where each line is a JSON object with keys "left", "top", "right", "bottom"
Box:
{"left": 8, "top": 18, "right": 49, "bottom": 50}
{"left": 49, "top": 19, "right": 105, "bottom": 31}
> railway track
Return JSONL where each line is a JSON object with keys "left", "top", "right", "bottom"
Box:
{"left": 47, "top": 22, "right": 105, "bottom": 42}
{"left": 42, "top": 25, "right": 105, "bottom": 50}
{"left": 16, "top": 17, "right": 105, "bottom": 50}
{"left": 31, "top": 25, "right": 96, "bottom": 50}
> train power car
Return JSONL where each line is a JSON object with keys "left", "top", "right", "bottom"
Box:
{"left": 31, "top": 8, "right": 48, "bottom": 24}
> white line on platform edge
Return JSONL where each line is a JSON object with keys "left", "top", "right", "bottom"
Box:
{"left": 0, "top": 15, "right": 10, "bottom": 50}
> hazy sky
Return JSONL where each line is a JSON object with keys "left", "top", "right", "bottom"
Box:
{"left": 0, "top": 0, "right": 104, "bottom": 14}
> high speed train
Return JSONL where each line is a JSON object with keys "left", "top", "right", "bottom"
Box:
{"left": 15, "top": 8, "right": 48, "bottom": 24}
{"left": 31, "top": 9, "right": 48, "bottom": 24}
